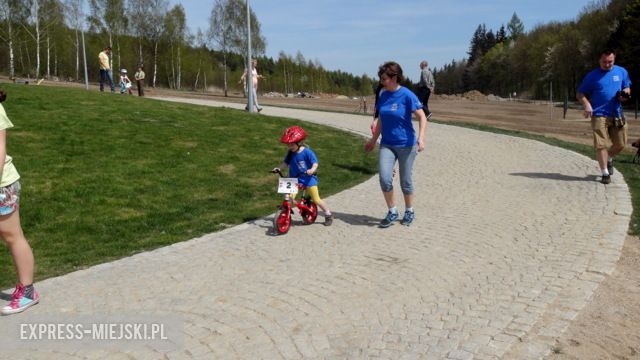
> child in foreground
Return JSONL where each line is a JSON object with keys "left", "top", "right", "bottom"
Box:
{"left": 0, "top": 89, "right": 39, "bottom": 315}
{"left": 272, "top": 126, "right": 333, "bottom": 226}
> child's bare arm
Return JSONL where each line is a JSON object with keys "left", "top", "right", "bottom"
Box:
{"left": 272, "top": 162, "right": 288, "bottom": 172}
{"left": 306, "top": 163, "right": 318, "bottom": 175}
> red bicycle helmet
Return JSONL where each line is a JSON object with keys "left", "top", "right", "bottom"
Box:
{"left": 280, "top": 126, "right": 306, "bottom": 144}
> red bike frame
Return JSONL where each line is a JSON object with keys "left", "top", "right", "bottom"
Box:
{"left": 272, "top": 170, "right": 318, "bottom": 234}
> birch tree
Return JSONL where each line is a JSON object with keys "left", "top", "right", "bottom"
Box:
{"left": 209, "top": 0, "right": 265, "bottom": 96}
{"left": 129, "top": 0, "right": 168, "bottom": 87}
{"left": 40, "top": 0, "right": 64, "bottom": 79}
{"left": 64, "top": 0, "right": 84, "bottom": 81}
{"left": 226, "top": 0, "right": 266, "bottom": 60}
{"left": 23, "top": 0, "right": 42, "bottom": 78}
{"left": 164, "top": 4, "right": 186, "bottom": 89}
{"left": 0, "top": 0, "right": 30, "bottom": 79}
{"left": 208, "top": 0, "right": 233, "bottom": 96}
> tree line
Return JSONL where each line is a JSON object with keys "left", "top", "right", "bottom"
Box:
{"left": 0, "top": 0, "right": 377, "bottom": 96}
{"left": 434, "top": 0, "right": 639, "bottom": 101}
{"left": 4, "top": 1, "right": 634, "bottom": 100}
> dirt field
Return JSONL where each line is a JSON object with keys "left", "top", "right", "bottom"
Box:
{"left": 4, "top": 78, "right": 640, "bottom": 358}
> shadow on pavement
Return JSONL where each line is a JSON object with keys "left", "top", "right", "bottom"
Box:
{"left": 332, "top": 163, "right": 377, "bottom": 175}
{"left": 331, "top": 211, "right": 380, "bottom": 226}
{"left": 510, "top": 172, "right": 599, "bottom": 182}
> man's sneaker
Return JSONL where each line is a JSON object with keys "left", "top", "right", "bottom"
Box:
{"left": 1, "top": 284, "right": 39, "bottom": 315}
{"left": 401, "top": 210, "right": 415, "bottom": 226}
{"left": 601, "top": 175, "right": 611, "bottom": 185}
{"left": 324, "top": 214, "right": 333, "bottom": 226}
{"left": 607, "top": 158, "right": 614, "bottom": 175}
{"left": 379, "top": 211, "right": 399, "bottom": 228}
{"left": 426, "top": 111, "right": 433, "bottom": 120}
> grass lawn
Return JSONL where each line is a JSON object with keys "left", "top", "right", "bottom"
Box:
{"left": 0, "top": 84, "right": 377, "bottom": 288}
{"left": 432, "top": 120, "right": 640, "bottom": 235}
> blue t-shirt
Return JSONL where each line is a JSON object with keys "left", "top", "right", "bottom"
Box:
{"left": 283, "top": 146, "right": 318, "bottom": 187}
{"left": 376, "top": 86, "right": 422, "bottom": 147}
{"left": 577, "top": 65, "right": 631, "bottom": 117}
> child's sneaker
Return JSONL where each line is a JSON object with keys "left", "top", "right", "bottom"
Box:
{"left": 401, "top": 210, "right": 415, "bottom": 226}
{"left": 379, "top": 211, "right": 399, "bottom": 228}
{"left": 1, "top": 283, "right": 39, "bottom": 315}
{"left": 324, "top": 214, "right": 333, "bottom": 226}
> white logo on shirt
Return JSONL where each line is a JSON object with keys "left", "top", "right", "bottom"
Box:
{"left": 613, "top": 75, "right": 620, "bottom": 82}
{"left": 297, "top": 161, "right": 306, "bottom": 172}
{"left": 391, "top": 103, "right": 398, "bottom": 111}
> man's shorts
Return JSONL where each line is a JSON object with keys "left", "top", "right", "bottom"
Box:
{"left": 0, "top": 181, "right": 21, "bottom": 216}
{"left": 591, "top": 116, "right": 628, "bottom": 150}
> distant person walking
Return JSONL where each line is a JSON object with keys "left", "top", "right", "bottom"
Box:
{"left": 577, "top": 49, "right": 632, "bottom": 184}
{"left": 98, "top": 46, "right": 115, "bottom": 93}
{"left": 0, "top": 90, "right": 39, "bottom": 315}
{"left": 239, "top": 59, "right": 264, "bottom": 112}
{"left": 134, "top": 65, "right": 145, "bottom": 97}
{"left": 417, "top": 60, "right": 434, "bottom": 119}
{"left": 365, "top": 61, "right": 428, "bottom": 228}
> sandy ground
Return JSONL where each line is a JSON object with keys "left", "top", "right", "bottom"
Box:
{"left": 4, "top": 78, "right": 640, "bottom": 358}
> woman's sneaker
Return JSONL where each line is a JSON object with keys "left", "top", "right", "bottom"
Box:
{"left": 1, "top": 283, "right": 39, "bottom": 315}
{"left": 401, "top": 210, "right": 415, "bottom": 226}
{"left": 379, "top": 211, "right": 399, "bottom": 228}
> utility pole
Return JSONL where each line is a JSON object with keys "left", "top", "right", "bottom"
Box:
{"left": 81, "top": 28, "right": 89, "bottom": 90}
{"left": 246, "top": 0, "right": 254, "bottom": 112}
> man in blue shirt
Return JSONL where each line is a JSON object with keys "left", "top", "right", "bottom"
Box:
{"left": 577, "top": 49, "right": 632, "bottom": 184}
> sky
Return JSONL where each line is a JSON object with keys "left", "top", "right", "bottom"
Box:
{"left": 171, "top": 0, "right": 596, "bottom": 81}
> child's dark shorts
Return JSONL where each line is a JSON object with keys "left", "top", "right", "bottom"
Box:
{"left": 0, "top": 181, "right": 20, "bottom": 216}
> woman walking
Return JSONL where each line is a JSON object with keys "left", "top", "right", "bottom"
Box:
{"left": 365, "top": 61, "right": 427, "bottom": 227}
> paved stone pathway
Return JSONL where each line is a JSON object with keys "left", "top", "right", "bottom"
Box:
{"left": 1, "top": 98, "right": 631, "bottom": 359}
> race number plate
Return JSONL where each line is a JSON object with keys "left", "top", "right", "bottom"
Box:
{"left": 277, "top": 178, "right": 299, "bottom": 194}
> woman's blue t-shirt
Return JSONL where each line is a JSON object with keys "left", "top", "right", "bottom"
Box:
{"left": 376, "top": 86, "right": 422, "bottom": 147}
{"left": 284, "top": 147, "right": 318, "bottom": 187}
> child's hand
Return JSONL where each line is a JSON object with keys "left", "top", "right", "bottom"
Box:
{"left": 305, "top": 169, "right": 314, "bottom": 175}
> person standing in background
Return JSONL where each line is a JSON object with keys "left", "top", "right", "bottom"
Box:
{"left": 239, "top": 59, "right": 264, "bottom": 112}
{"left": 134, "top": 65, "right": 145, "bottom": 97}
{"left": 98, "top": 46, "right": 115, "bottom": 93}
{"left": 417, "top": 60, "right": 434, "bottom": 119}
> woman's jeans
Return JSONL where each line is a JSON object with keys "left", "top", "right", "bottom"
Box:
{"left": 379, "top": 144, "right": 417, "bottom": 194}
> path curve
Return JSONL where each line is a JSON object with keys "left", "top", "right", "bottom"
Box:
{"left": 2, "top": 99, "right": 631, "bottom": 359}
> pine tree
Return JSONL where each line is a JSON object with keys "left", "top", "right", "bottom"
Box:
{"left": 507, "top": 12, "right": 525, "bottom": 40}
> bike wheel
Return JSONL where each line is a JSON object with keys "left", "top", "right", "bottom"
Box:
{"left": 301, "top": 198, "right": 318, "bottom": 224}
{"left": 273, "top": 206, "right": 291, "bottom": 234}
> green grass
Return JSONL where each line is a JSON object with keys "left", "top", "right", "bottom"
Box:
{"left": 0, "top": 84, "right": 377, "bottom": 287}
{"left": 432, "top": 119, "right": 640, "bottom": 236}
